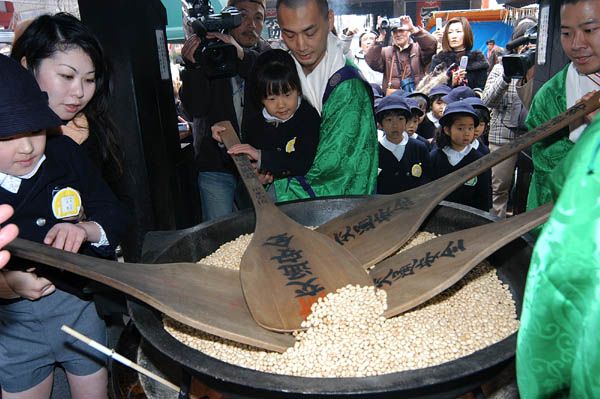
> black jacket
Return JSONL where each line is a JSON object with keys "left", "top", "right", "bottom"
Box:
{"left": 179, "top": 39, "right": 271, "bottom": 174}
{"left": 429, "top": 50, "right": 489, "bottom": 90}
{"left": 377, "top": 138, "right": 432, "bottom": 194}
{"left": 244, "top": 100, "right": 321, "bottom": 178}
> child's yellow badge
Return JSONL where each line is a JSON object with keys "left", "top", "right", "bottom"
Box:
{"left": 285, "top": 137, "right": 297, "bottom": 153}
{"left": 411, "top": 163, "right": 423, "bottom": 177}
{"left": 52, "top": 187, "right": 82, "bottom": 219}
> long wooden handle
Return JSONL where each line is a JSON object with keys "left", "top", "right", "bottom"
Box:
{"left": 428, "top": 90, "right": 600, "bottom": 202}
{"left": 215, "top": 120, "right": 278, "bottom": 217}
{"left": 61, "top": 325, "right": 180, "bottom": 393}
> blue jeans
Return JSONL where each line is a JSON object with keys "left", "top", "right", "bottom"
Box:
{"left": 197, "top": 171, "right": 250, "bottom": 222}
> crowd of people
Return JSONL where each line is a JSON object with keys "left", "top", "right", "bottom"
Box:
{"left": 0, "top": 0, "right": 598, "bottom": 397}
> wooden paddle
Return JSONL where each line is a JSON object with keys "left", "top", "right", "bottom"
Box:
{"left": 316, "top": 91, "right": 600, "bottom": 268}
{"left": 371, "top": 202, "right": 553, "bottom": 317}
{"left": 6, "top": 238, "right": 295, "bottom": 353}
{"left": 5, "top": 204, "right": 547, "bottom": 353}
{"left": 214, "top": 120, "right": 373, "bottom": 332}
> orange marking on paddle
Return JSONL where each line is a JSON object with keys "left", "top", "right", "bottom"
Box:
{"left": 297, "top": 293, "right": 327, "bottom": 317}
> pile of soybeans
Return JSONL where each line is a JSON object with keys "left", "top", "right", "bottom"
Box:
{"left": 163, "top": 232, "right": 520, "bottom": 378}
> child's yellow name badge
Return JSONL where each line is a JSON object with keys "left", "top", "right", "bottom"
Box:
{"left": 411, "top": 163, "right": 423, "bottom": 178}
{"left": 52, "top": 187, "right": 82, "bottom": 219}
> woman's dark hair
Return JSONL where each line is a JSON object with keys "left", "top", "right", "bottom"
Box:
{"left": 11, "top": 13, "right": 124, "bottom": 183}
{"left": 252, "top": 49, "right": 302, "bottom": 106}
{"left": 436, "top": 112, "right": 477, "bottom": 148}
{"left": 441, "top": 17, "right": 474, "bottom": 52}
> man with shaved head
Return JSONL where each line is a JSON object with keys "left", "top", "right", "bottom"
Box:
{"left": 274, "top": 0, "right": 378, "bottom": 201}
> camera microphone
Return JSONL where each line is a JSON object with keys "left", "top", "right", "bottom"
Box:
{"left": 505, "top": 36, "right": 529, "bottom": 52}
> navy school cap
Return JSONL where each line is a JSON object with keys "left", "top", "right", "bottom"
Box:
{"left": 376, "top": 94, "right": 411, "bottom": 117}
{"left": 439, "top": 100, "right": 480, "bottom": 127}
{"left": 428, "top": 84, "right": 452, "bottom": 99}
{"left": 405, "top": 97, "right": 424, "bottom": 117}
{"left": 442, "top": 86, "right": 477, "bottom": 104}
{"left": 463, "top": 97, "right": 491, "bottom": 122}
{"left": 407, "top": 91, "right": 430, "bottom": 107}
{"left": 370, "top": 83, "right": 384, "bottom": 99}
{"left": 0, "top": 55, "right": 62, "bottom": 137}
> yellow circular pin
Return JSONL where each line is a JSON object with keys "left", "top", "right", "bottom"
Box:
{"left": 52, "top": 187, "right": 82, "bottom": 219}
{"left": 411, "top": 163, "right": 423, "bottom": 177}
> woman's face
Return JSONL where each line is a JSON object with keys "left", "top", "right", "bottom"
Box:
{"left": 33, "top": 47, "right": 96, "bottom": 121}
{"left": 447, "top": 22, "right": 465, "bottom": 51}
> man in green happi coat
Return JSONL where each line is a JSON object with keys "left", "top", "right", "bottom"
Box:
{"left": 274, "top": 0, "right": 378, "bottom": 201}
{"left": 525, "top": 0, "right": 600, "bottom": 218}
{"left": 516, "top": 111, "right": 600, "bottom": 399}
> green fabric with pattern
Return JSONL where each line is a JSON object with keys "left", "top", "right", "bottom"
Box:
{"left": 516, "top": 113, "right": 600, "bottom": 398}
{"left": 525, "top": 64, "right": 573, "bottom": 219}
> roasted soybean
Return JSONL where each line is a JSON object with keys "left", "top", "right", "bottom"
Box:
{"left": 163, "top": 233, "right": 519, "bottom": 378}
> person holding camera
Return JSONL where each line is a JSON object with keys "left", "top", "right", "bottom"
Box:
{"left": 429, "top": 17, "right": 489, "bottom": 90}
{"left": 365, "top": 15, "right": 437, "bottom": 95}
{"left": 179, "top": 0, "right": 270, "bottom": 221}
{"left": 524, "top": 0, "right": 600, "bottom": 217}
{"left": 481, "top": 17, "right": 536, "bottom": 219}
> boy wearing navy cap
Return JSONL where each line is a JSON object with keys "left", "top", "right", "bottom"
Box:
{"left": 430, "top": 101, "right": 491, "bottom": 211}
{"left": 464, "top": 96, "right": 491, "bottom": 155}
{"left": 376, "top": 95, "right": 432, "bottom": 194}
{"left": 0, "top": 55, "right": 129, "bottom": 397}
{"left": 405, "top": 97, "right": 434, "bottom": 151}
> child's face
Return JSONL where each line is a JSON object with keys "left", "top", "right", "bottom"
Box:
{"left": 33, "top": 47, "right": 96, "bottom": 121}
{"left": 262, "top": 88, "right": 299, "bottom": 120}
{"left": 418, "top": 104, "right": 427, "bottom": 123}
{"left": 431, "top": 97, "right": 447, "bottom": 119}
{"left": 0, "top": 131, "right": 46, "bottom": 176}
{"left": 405, "top": 115, "right": 419, "bottom": 136}
{"left": 444, "top": 116, "right": 474, "bottom": 151}
{"left": 473, "top": 121, "right": 486, "bottom": 139}
{"left": 381, "top": 114, "right": 406, "bottom": 144}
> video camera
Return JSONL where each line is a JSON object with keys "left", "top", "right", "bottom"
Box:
{"left": 502, "top": 24, "right": 537, "bottom": 79}
{"left": 378, "top": 17, "right": 402, "bottom": 30}
{"left": 182, "top": 0, "right": 242, "bottom": 78}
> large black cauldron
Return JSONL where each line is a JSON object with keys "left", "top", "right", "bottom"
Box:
{"left": 129, "top": 196, "right": 533, "bottom": 398}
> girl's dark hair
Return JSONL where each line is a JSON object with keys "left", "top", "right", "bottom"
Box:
{"left": 252, "top": 49, "right": 302, "bottom": 106}
{"left": 442, "top": 17, "right": 474, "bottom": 52}
{"left": 11, "top": 13, "right": 124, "bottom": 184}
{"left": 436, "top": 112, "right": 477, "bottom": 148}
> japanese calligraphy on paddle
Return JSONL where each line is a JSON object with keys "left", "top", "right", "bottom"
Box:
{"left": 214, "top": 121, "right": 373, "bottom": 332}
{"left": 316, "top": 92, "right": 600, "bottom": 268}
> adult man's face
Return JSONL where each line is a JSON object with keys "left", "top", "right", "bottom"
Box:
{"left": 230, "top": 1, "right": 265, "bottom": 48}
{"left": 360, "top": 33, "right": 377, "bottom": 53}
{"left": 277, "top": 0, "right": 333, "bottom": 74}
{"left": 392, "top": 28, "right": 411, "bottom": 48}
{"left": 560, "top": 0, "right": 600, "bottom": 75}
{"left": 487, "top": 42, "right": 494, "bottom": 52}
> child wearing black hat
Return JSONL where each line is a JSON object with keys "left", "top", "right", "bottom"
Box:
{"left": 430, "top": 101, "right": 491, "bottom": 211}
{"left": 405, "top": 97, "right": 435, "bottom": 152}
{"left": 0, "top": 55, "right": 129, "bottom": 397}
{"left": 464, "top": 97, "right": 491, "bottom": 155}
{"left": 376, "top": 95, "right": 432, "bottom": 194}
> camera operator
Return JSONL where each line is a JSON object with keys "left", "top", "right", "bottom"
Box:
{"left": 365, "top": 15, "right": 437, "bottom": 94}
{"left": 522, "top": 0, "right": 600, "bottom": 218}
{"left": 179, "top": 0, "right": 270, "bottom": 221}
{"left": 481, "top": 17, "right": 536, "bottom": 219}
